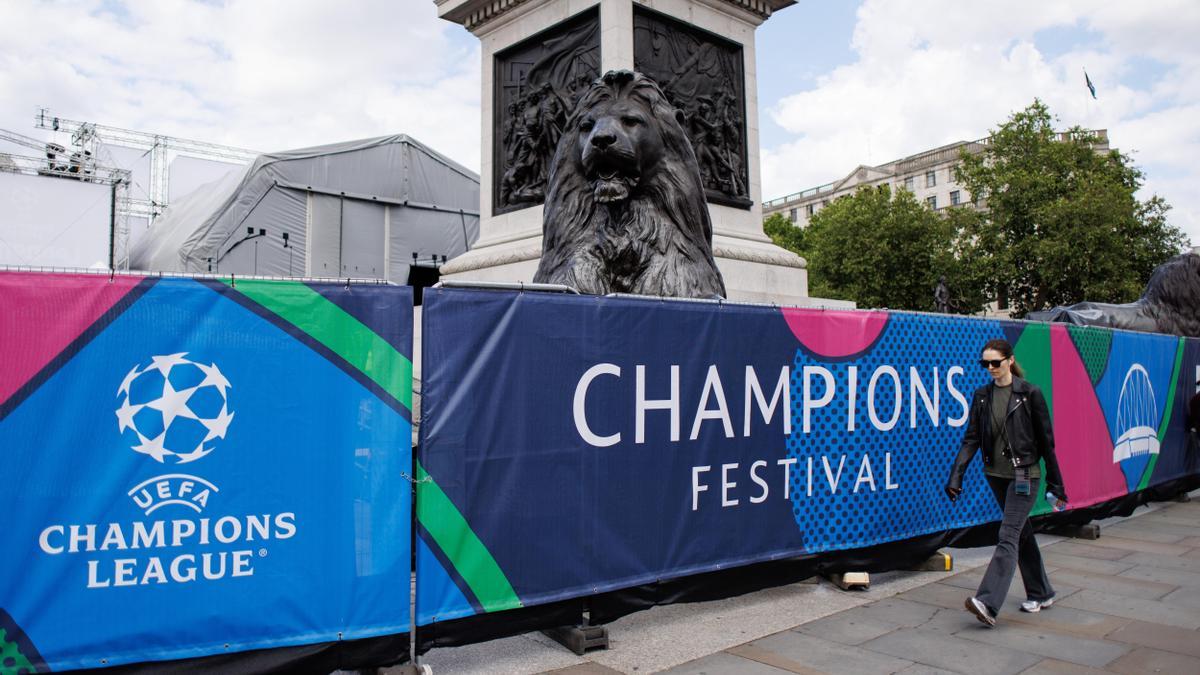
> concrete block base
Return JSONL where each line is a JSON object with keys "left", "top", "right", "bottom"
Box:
{"left": 908, "top": 551, "right": 953, "bottom": 572}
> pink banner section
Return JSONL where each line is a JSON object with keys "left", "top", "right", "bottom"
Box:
{"left": 0, "top": 272, "right": 145, "bottom": 406}
{"left": 1050, "top": 325, "right": 1127, "bottom": 508}
{"left": 781, "top": 308, "right": 889, "bottom": 358}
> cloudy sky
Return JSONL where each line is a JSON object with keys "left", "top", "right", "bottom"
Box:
{"left": 1, "top": 0, "right": 1197, "bottom": 251}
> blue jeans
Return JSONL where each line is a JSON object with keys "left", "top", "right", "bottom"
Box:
{"left": 975, "top": 476, "right": 1054, "bottom": 615}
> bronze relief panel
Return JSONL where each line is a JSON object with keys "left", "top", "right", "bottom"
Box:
{"left": 633, "top": 7, "right": 751, "bottom": 208}
{"left": 493, "top": 9, "right": 600, "bottom": 216}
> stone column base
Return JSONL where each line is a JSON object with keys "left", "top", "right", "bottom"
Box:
{"left": 439, "top": 235, "right": 853, "bottom": 308}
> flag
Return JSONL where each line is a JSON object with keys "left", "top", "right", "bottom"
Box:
{"left": 1084, "top": 69, "right": 1097, "bottom": 99}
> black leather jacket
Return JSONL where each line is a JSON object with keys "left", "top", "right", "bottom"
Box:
{"left": 946, "top": 376, "right": 1067, "bottom": 500}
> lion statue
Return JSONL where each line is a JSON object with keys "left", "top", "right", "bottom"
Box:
{"left": 1028, "top": 252, "right": 1200, "bottom": 337}
{"left": 532, "top": 70, "right": 726, "bottom": 298}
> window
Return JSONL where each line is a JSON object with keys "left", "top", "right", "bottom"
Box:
{"left": 926, "top": 195, "right": 937, "bottom": 209}
{"left": 950, "top": 190, "right": 961, "bottom": 206}
{"left": 925, "top": 170, "right": 937, "bottom": 188}
{"left": 904, "top": 176, "right": 915, "bottom": 191}
{"left": 789, "top": 208, "right": 797, "bottom": 222}
{"left": 806, "top": 204, "right": 815, "bottom": 217}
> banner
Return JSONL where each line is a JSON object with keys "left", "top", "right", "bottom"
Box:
{"left": 416, "top": 287, "right": 1199, "bottom": 626}
{"left": 0, "top": 272, "right": 413, "bottom": 671}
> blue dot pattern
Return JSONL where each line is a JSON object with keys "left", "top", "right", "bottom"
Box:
{"left": 786, "top": 313, "right": 1007, "bottom": 553}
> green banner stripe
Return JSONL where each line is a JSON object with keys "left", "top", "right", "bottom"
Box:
{"left": 1139, "top": 337, "right": 1186, "bottom": 491}
{"left": 224, "top": 279, "right": 412, "bottom": 410}
{"left": 1, "top": 629, "right": 37, "bottom": 674}
{"left": 416, "top": 460, "right": 522, "bottom": 613}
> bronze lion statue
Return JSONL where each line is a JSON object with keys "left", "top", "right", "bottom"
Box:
{"left": 532, "top": 70, "right": 726, "bottom": 298}
{"left": 1029, "top": 252, "right": 1200, "bottom": 337}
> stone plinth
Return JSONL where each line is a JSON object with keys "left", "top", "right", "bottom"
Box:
{"left": 436, "top": 0, "right": 846, "bottom": 308}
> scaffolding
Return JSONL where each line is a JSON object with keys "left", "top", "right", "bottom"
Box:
{"left": 33, "top": 108, "right": 260, "bottom": 264}
{"left": 0, "top": 127, "right": 132, "bottom": 268}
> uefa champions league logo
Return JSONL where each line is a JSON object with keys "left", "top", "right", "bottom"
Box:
{"left": 117, "top": 353, "right": 234, "bottom": 515}
{"left": 116, "top": 353, "right": 234, "bottom": 464}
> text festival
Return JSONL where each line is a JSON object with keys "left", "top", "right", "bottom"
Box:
{"left": 573, "top": 363, "right": 975, "bottom": 510}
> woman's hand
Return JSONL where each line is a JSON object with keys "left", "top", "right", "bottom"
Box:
{"left": 944, "top": 485, "right": 962, "bottom": 501}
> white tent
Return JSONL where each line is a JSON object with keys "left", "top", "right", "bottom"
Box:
{"left": 128, "top": 135, "right": 479, "bottom": 283}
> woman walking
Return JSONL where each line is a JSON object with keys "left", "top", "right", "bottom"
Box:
{"left": 945, "top": 338, "right": 1068, "bottom": 626}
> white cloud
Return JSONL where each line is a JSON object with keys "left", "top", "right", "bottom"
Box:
{"left": 761, "top": 0, "right": 1200, "bottom": 246}
{"left": 0, "top": 0, "right": 481, "bottom": 169}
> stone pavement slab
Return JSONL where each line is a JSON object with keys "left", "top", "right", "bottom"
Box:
{"left": 1058, "top": 589, "right": 1200, "bottom": 629}
{"left": 1159, "top": 585, "right": 1200, "bottom": 610}
{"left": 1100, "top": 525, "right": 1184, "bottom": 544}
{"left": 1046, "top": 568, "right": 1176, "bottom": 601}
{"left": 1016, "top": 658, "right": 1117, "bottom": 675}
{"left": 1137, "top": 512, "right": 1200, "bottom": 527}
{"left": 1072, "top": 535, "right": 1193, "bottom": 557}
{"left": 1116, "top": 562, "right": 1200, "bottom": 587}
{"left": 1107, "top": 520, "right": 1192, "bottom": 541}
{"left": 894, "top": 665, "right": 959, "bottom": 675}
{"left": 894, "top": 581, "right": 978, "bottom": 610}
{"left": 951, "top": 623, "right": 1129, "bottom": 668}
{"left": 657, "top": 651, "right": 793, "bottom": 675}
{"left": 1106, "top": 619, "right": 1200, "bottom": 658}
{"left": 937, "top": 568, "right": 1082, "bottom": 606}
{"left": 1106, "top": 646, "right": 1200, "bottom": 675}
{"left": 1113, "top": 550, "right": 1200, "bottom": 574}
{"left": 794, "top": 612, "right": 898, "bottom": 646}
{"left": 998, "top": 605, "right": 1130, "bottom": 640}
{"left": 1047, "top": 542, "right": 1133, "bottom": 561}
{"left": 744, "top": 631, "right": 913, "bottom": 675}
{"left": 860, "top": 627, "right": 1042, "bottom": 675}
{"left": 1042, "top": 552, "right": 1135, "bottom": 576}
{"left": 829, "top": 597, "right": 941, "bottom": 628}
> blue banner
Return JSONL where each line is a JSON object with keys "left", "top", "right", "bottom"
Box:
{"left": 0, "top": 272, "right": 413, "bottom": 670}
{"left": 415, "top": 287, "right": 1199, "bottom": 625}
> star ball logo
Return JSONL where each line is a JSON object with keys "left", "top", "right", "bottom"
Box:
{"left": 34, "top": 352, "right": 299, "bottom": 589}
{"left": 116, "top": 353, "right": 233, "bottom": 515}
{"left": 116, "top": 353, "right": 234, "bottom": 463}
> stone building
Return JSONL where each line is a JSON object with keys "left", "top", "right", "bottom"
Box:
{"left": 763, "top": 130, "right": 1110, "bottom": 227}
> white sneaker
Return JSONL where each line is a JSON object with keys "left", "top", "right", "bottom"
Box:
{"left": 966, "top": 596, "right": 996, "bottom": 626}
{"left": 1020, "top": 595, "right": 1056, "bottom": 613}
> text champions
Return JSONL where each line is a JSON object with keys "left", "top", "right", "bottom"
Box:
{"left": 38, "top": 513, "right": 297, "bottom": 589}
{"left": 572, "top": 363, "right": 974, "bottom": 510}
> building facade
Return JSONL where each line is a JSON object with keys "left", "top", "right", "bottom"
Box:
{"left": 763, "top": 130, "right": 1109, "bottom": 227}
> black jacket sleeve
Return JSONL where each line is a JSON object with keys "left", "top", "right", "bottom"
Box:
{"left": 947, "top": 392, "right": 981, "bottom": 491}
{"left": 1030, "top": 386, "right": 1067, "bottom": 500}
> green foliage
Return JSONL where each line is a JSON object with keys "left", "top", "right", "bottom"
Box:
{"left": 763, "top": 213, "right": 808, "bottom": 257}
{"left": 801, "top": 185, "right": 977, "bottom": 311}
{"left": 955, "top": 99, "right": 1187, "bottom": 316}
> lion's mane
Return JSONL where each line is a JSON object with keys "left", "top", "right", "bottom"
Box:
{"left": 532, "top": 70, "right": 726, "bottom": 298}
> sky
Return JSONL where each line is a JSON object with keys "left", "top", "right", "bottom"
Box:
{"left": 1, "top": 0, "right": 1197, "bottom": 256}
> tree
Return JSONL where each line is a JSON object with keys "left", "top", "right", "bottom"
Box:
{"left": 795, "top": 185, "right": 975, "bottom": 311}
{"left": 764, "top": 212, "right": 808, "bottom": 258}
{"left": 955, "top": 100, "right": 1187, "bottom": 316}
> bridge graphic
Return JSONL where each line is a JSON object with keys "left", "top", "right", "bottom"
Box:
{"left": 1112, "top": 364, "right": 1160, "bottom": 463}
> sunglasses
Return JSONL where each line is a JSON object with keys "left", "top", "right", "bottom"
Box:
{"left": 979, "top": 359, "right": 1008, "bottom": 369}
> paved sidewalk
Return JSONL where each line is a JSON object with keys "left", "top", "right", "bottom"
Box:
{"left": 415, "top": 491, "right": 1200, "bottom": 674}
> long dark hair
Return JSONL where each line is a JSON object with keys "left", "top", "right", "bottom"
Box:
{"left": 982, "top": 338, "right": 1025, "bottom": 378}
